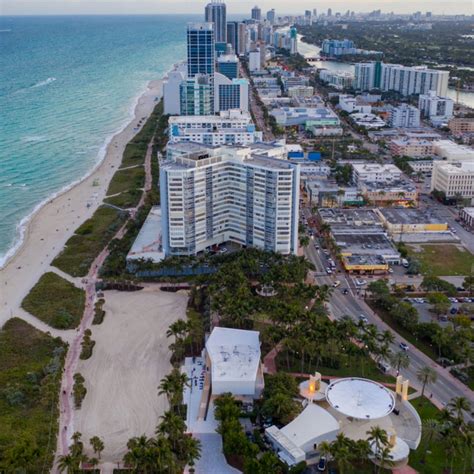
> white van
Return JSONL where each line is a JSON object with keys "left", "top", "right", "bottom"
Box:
{"left": 401, "top": 258, "right": 409, "bottom": 268}
{"left": 377, "top": 361, "right": 391, "bottom": 374}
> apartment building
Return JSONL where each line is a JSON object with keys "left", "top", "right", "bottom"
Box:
{"left": 168, "top": 110, "right": 262, "bottom": 146}
{"left": 352, "top": 163, "right": 402, "bottom": 185}
{"left": 389, "top": 139, "right": 435, "bottom": 158}
{"left": 431, "top": 161, "right": 474, "bottom": 201}
{"left": 418, "top": 91, "right": 454, "bottom": 120}
{"left": 449, "top": 117, "right": 474, "bottom": 134}
{"left": 160, "top": 143, "right": 300, "bottom": 256}
{"left": 387, "top": 104, "right": 421, "bottom": 128}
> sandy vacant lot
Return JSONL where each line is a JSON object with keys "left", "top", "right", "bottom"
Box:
{"left": 74, "top": 287, "right": 188, "bottom": 462}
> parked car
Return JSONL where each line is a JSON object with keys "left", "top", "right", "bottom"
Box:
{"left": 317, "top": 457, "right": 327, "bottom": 472}
{"left": 399, "top": 342, "right": 409, "bottom": 351}
{"left": 326, "top": 267, "right": 332, "bottom": 275}
{"left": 359, "top": 314, "right": 369, "bottom": 324}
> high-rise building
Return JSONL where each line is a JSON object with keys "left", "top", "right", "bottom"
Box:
{"left": 327, "top": 8, "right": 332, "bottom": 16}
{"left": 217, "top": 54, "right": 239, "bottom": 79}
{"left": 354, "top": 62, "right": 449, "bottom": 97}
{"left": 266, "top": 9, "right": 276, "bottom": 24}
{"left": 179, "top": 75, "right": 214, "bottom": 116}
{"left": 322, "top": 39, "right": 355, "bottom": 56}
{"left": 226, "top": 21, "right": 240, "bottom": 54}
{"left": 238, "top": 22, "right": 248, "bottom": 54}
{"left": 215, "top": 73, "right": 249, "bottom": 112}
{"left": 418, "top": 91, "right": 454, "bottom": 120}
{"left": 204, "top": 0, "right": 227, "bottom": 43}
{"left": 187, "top": 23, "right": 215, "bottom": 78}
{"left": 251, "top": 5, "right": 262, "bottom": 21}
{"left": 160, "top": 143, "right": 300, "bottom": 256}
{"left": 290, "top": 26, "right": 298, "bottom": 55}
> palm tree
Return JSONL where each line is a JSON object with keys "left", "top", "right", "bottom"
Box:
{"left": 421, "top": 419, "right": 441, "bottom": 463}
{"left": 329, "top": 434, "right": 352, "bottom": 474}
{"left": 57, "top": 454, "right": 79, "bottom": 473}
{"left": 89, "top": 436, "right": 104, "bottom": 460}
{"left": 157, "top": 411, "right": 186, "bottom": 451}
{"left": 448, "top": 397, "right": 471, "bottom": 423}
{"left": 417, "top": 366, "right": 438, "bottom": 399}
{"left": 183, "top": 436, "right": 202, "bottom": 471}
{"left": 375, "top": 446, "right": 394, "bottom": 472}
{"left": 150, "top": 435, "right": 177, "bottom": 473}
{"left": 123, "top": 435, "right": 153, "bottom": 472}
{"left": 389, "top": 351, "right": 410, "bottom": 374}
{"left": 318, "top": 440, "right": 332, "bottom": 461}
{"left": 367, "top": 426, "right": 389, "bottom": 456}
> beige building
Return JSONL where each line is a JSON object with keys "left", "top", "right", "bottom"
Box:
{"left": 389, "top": 139, "right": 434, "bottom": 158}
{"left": 449, "top": 117, "right": 474, "bottom": 134}
{"left": 361, "top": 185, "right": 418, "bottom": 206}
{"left": 431, "top": 161, "right": 474, "bottom": 202}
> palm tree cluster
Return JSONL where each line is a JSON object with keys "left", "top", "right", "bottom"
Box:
{"left": 318, "top": 433, "right": 372, "bottom": 474}
{"left": 279, "top": 311, "right": 395, "bottom": 377}
{"left": 57, "top": 432, "right": 104, "bottom": 473}
{"left": 158, "top": 368, "right": 189, "bottom": 417}
{"left": 166, "top": 316, "right": 204, "bottom": 367}
{"left": 421, "top": 396, "right": 473, "bottom": 473}
{"left": 122, "top": 414, "right": 201, "bottom": 474}
{"left": 214, "top": 393, "right": 286, "bottom": 473}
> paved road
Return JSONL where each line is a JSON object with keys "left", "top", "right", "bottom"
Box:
{"left": 301, "top": 208, "right": 474, "bottom": 418}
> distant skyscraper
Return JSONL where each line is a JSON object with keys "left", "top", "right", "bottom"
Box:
{"left": 226, "top": 21, "right": 239, "bottom": 53}
{"left": 251, "top": 5, "right": 262, "bottom": 21}
{"left": 205, "top": 0, "right": 227, "bottom": 43}
{"left": 266, "top": 9, "right": 276, "bottom": 24}
{"left": 327, "top": 8, "right": 332, "bottom": 16}
{"left": 187, "top": 23, "right": 215, "bottom": 78}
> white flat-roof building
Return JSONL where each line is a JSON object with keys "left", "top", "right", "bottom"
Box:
{"left": 271, "top": 107, "right": 340, "bottom": 127}
{"left": 338, "top": 95, "right": 372, "bottom": 114}
{"left": 431, "top": 161, "right": 474, "bottom": 202}
{"left": 350, "top": 112, "right": 386, "bottom": 129}
{"left": 352, "top": 163, "right": 402, "bottom": 185}
{"left": 433, "top": 140, "right": 474, "bottom": 162}
{"left": 287, "top": 85, "right": 314, "bottom": 98}
{"left": 168, "top": 110, "right": 262, "bottom": 146}
{"left": 206, "top": 327, "right": 264, "bottom": 398}
{"left": 266, "top": 404, "right": 339, "bottom": 465}
{"left": 389, "top": 139, "right": 435, "bottom": 158}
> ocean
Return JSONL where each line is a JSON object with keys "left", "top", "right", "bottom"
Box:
{"left": 0, "top": 15, "right": 195, "bottom": 265}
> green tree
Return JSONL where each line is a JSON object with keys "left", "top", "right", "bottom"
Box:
{"left": 366, "top": 426, "right": 389, "bottom": 456}
{"left": 89, "top": 436, "right": 104, "bottom": 460}
{"left": 57, "top": 454, "right": 79, "bottom": 473}
{"left": 427, "top": 292, "right": 451, "bottom": 318}
{"left": 421, "top": 419, "right": 441, "bottom": 463}
{"left": 448, "top": 396, "right": 471, "bottom": 423}
{"left": 389, "top": 351, "right": 410, "bottom": 374}
{"left": 417, "top": 366, "right": 438, "bottom": 398}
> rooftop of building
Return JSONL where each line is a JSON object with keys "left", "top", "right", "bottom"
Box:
{"left": 344, "top": 254, "right": 389, "bottom": 266}
{"left": 126, "top": 206, "right": 164, "bottom": 263}
{"left": 206, "top": 327, "right": 261, "bottom": 383}
{"left": 326, "top": 378, "right": 395, "bottom": 420}
{"left": 318, "top": 208, "right": 382, "bottom": 225}
{"left": 378, "top": 208, "right": 447, "bottom": 225}
{"left": 462, "top": 207, "right": 474, "bottom": 218}
{"left": 434, "top": 160, "right": 474, "bottom": 173}
{"left": 352, "top": 163, "right": 401, "bottom": 173}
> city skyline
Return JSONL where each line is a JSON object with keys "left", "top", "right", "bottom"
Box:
{"left": 2, "top": 0, "right": 473, "bottom": 16}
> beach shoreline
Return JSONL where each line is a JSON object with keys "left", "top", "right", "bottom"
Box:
{"left": 0, "top": 69, "right": 172, "bottom": 328}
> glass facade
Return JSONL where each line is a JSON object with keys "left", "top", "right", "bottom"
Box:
{"left": 219, "top": 84, "right": 241, "bottom": 111}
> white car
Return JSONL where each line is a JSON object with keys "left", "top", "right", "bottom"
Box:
{"left": 355, "top": 279, "right": 367, "bottom": 286}
{"left": 399, "top": 342, "right": 409, "bottom": 351}
{"left": 359, "top": 315, "right": 369, "bottom": 324}
{"left": 326, "top": 267, "right": 333, "bottom": 275}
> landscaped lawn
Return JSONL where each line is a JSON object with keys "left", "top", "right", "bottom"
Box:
{"left": 0, "top": 318, "right": 66, "bottom": 471}
{"left": 21, "top": 272, "right": 85, "bottom": 329}
{"left": 409, "top": 397, "right": 472, "bottom": 473}
{"left": 407, "top": 244, "right": 474, "bottom": 277}
{"left": 275, "top": 350, "right": 395, "bottom": 385}
{"left": 52, "top": 205, "right": 127, "bottom": 277}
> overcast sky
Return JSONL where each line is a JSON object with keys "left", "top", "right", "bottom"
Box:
{"left": 1, "top": 0, "right": 472, "bottom": 16}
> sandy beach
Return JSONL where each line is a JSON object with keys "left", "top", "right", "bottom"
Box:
{"left": 0, "top": 78, "right": 163, "bottom": 329}
{"left": 74, "top": 288, "right": 188, "bottom": 463}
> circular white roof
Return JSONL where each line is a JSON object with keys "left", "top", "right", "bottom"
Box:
{"left": 325, "top": 378, "right": 395, "bottom": 420}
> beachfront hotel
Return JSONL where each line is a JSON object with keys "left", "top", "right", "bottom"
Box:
{"left": 168, "top": 110, "right": 262, "bottom": 146}
{"left": 159, "top": 142, "right": 300, "bottom": 256}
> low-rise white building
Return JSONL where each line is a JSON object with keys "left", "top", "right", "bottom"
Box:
{"left": 168, "top": 110, "right": 262, "bottom": 146}
{"left": 352, "top": 163, "right": 402, "bottom": 184}
{"left": 431, "top": 161, "right": 474, "bottom": 202}
{"left": 206, "top": 327, "right": 264, "bottom": 398}
{"left": 350, "top": 112, "right": 386, "bottom": 129}
{"left": 319, "top": 70, "right": 354, "bottom": 90}
{"left": 389, "top": 139, "right": 434, "bottom": 158}
{"left": 433, "top": 140, "right": 474, "bottom": 162}
{"left": 338, "top": 95, "right": 372, "bottom": 114}
{"left": 287, "top": 85, "right": 314, "bottom": 98}
{"left": 271, "top": 107, "right": 340, "bottom": 128}
{"left": 266, "top": 404, "right": 339, "bottom": 465}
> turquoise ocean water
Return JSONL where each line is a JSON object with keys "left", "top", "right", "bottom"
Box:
{"left": 0, "top": 15, "right": 194, "bottom": 265}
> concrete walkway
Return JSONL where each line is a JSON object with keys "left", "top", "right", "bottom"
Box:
{"left": 49, "top": 266, "right": 84, "bottom": 289}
